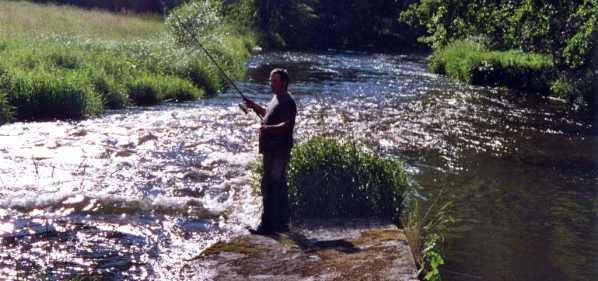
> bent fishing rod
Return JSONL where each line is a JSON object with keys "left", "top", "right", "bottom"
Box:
{"left": 171, "top": 13, "right": 262, "bottom": 120}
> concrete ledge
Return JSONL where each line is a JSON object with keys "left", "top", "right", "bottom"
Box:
{"left": 182, "top": 219, "right": 419, "bottom": 281}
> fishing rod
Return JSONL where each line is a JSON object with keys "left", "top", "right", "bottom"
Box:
{"left": 171, "top": 13, "right": 262, "bottom": 120}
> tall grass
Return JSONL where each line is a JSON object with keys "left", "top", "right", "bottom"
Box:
{"left": 287, "top": 137, "right": 411, "bottom": 221}
{"left": 402, "top": 191, "right": 454, "bottom": 281}
{"left": 429, "top": 40, "right": 555, "bottom": 94}
{"left": 0, "top": 1, "right": 165, "bottom": 40}
{"left": 0, "top": 1, "right": 255, "bottom": 123}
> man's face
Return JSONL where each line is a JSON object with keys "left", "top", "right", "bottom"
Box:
{"left": 270, "top": 73, "right": 285, "bottom": 94}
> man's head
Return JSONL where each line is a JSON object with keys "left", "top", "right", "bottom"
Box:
{"left": 270, "top": 68, "right": 289, "bottom": 94}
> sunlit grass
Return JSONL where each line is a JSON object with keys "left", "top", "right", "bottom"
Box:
{"left": 429, "top": 39, "right": 555, "bottom": 94}
{"left": 0, "top": 1, "right": 255, "bottom": 123}
{"left": 287, "top": 137, "right": 411, "bottom": 221}
{"left": 0, "top": 1, "right": 165, "bottom": 40}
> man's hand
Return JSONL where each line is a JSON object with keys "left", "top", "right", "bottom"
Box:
{"left": 259, "top": 124, "right": 272, "bottom": 138}
{"left": 244, "top": 98, "right": 266, "bottom": 117}
{"left": 244, "top": 98, "right": 257, "bottom": 110}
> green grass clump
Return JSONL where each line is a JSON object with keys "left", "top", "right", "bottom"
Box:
{"left": 0, "top": 68, "right": 102, "bottom": 120}
{"left": 0, "top": 91, "right": 12, "bottom": 124}
{"left": 287, "top": 137, "right": 411, "bottom": 221}
{"left": 128, "top": 74, "right": 204, "bottom": 105}
{"left": 429, "top": 40, "right": 556, "bottom": 94}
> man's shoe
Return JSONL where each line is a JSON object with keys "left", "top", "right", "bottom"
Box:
{"left": 246, "top": 226, "right": 274, "bottom": 235}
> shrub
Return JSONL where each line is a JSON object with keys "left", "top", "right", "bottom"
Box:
{"left": 166, "top": 0, "right": 223, "bottom": 46}
{"left": 287, "top": 137, "right": 411, "bottom": 222}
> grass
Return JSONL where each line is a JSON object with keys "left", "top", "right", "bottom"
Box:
{"left": 401, "top": 190, "right": 454, "bottom": 281}
{"left": 0, "top": 1, "right": 165, "bottom": 40}
{"left": 286, "top": 137, "right": 411, "bottom": 221}
{"left": 0, "top": 1, "right": 255, "bottom": 123}
{"left": 429, "top": 40, "right": 556, "bottom": 94}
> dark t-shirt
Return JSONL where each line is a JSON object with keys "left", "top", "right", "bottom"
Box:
{"left": 261, "top": 93, "right": 297, "bottom": 152}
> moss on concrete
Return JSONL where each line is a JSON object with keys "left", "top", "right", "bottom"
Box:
{"left": 200, "top": 237, "right": 263, "bottom": 257}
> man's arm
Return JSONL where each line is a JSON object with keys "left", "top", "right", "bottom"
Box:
{"left": 260, "top": 120, "right": 294, "bottom": 136}
{"left": 244, "top": 98, "right": 266, "bottom": 117}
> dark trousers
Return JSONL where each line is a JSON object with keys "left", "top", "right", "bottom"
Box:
{"left": 259, "top": 150, "right": 291, "bottom": 230}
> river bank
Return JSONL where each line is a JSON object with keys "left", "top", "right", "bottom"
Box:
{"left": 0, "top": 1, "right": 254, "bottom": 123}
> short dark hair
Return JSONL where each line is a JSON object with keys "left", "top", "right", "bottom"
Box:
{"left": 270, "top": 68, "right": 290, "bottom": 89}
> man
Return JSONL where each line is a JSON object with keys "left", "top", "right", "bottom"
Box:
{"left": 244, "top": 68, "right": 297, "bottom": 235}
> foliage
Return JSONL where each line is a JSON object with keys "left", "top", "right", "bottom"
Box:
{"left": 401, "top": 0, "right": 598, "bottom": 107}
{"left": 166, "top": 0, "right": 223, "bottom": 46}
{"left": 287, "top": 137, "right": 411, "bottom": 221}
{"left": 422, "top": 234, "right": 444, "bottom": 281}
{"left": 254, "top": 0, "right": 421, "bottom": 50}
{"left": 429, "top": 40, "right": 555, "bottom": 94}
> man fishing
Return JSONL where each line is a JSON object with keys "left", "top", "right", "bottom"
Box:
{"left": 244, "top": 68, "right": 297, "bottom": 235}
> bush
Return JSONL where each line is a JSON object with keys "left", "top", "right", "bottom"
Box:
{"left": 287, "top": 137, "right": 411, "bottom": 222}
{"left": 166, "top": 0, "right": 223, "bottom": 46}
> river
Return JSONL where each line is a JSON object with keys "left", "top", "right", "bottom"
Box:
{"left": 0, "top": 51, "right": 596, "bottom": 280}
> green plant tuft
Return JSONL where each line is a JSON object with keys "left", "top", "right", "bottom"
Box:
{"left": 287, "top": 137, "right": 411, "bottom": 222}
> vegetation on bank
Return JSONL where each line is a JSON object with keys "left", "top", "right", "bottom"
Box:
{"left": 402, "top": 191, "right": 454, "bottom": 281}
{"left": 401, "top": 0, "right": 598, "bottom": 108}
{"left": 287, "top": 137, "right": 410, "bottom": 221}
{"left": 249, "top": 137, "right": 450, "bottom": 280}
{"left": 0, "top": 0, "right": 255, "bottom": 123}
{"left": 248, "top": 0, "right": 422, "bottom": 50}
{"left": 428, "top": 40, "right": 555, "bottom": 94}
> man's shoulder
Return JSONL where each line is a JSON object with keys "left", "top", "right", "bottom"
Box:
{"left": 281, "top": 92, "right": 296, "bottom": 107}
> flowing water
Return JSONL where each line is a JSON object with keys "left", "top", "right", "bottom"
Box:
{"left": 0, "top": 51, "right": 596, "bottom": 280}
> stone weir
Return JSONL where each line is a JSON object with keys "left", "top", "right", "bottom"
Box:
{"left": 181, "top": 219, "right": 419, "bottom": 281}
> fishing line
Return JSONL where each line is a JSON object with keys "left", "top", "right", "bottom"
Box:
{"left": 170, "top": 13, "right": 263, "bottom": 120}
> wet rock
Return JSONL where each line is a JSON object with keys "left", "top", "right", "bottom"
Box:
{"left": 115, "top": 149, "right": 135, "bottom": 158}
{"left": 138, "top": 133, "right": 158, "bottom": 145}
{"left": 183, "top": 169, "right": 212, "bottom": 182}
{"left": 186, "top": 219, "right": 418, "bottom": 281}
{"left": 69, "top": 129, "right": 88, "bottom": 137}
